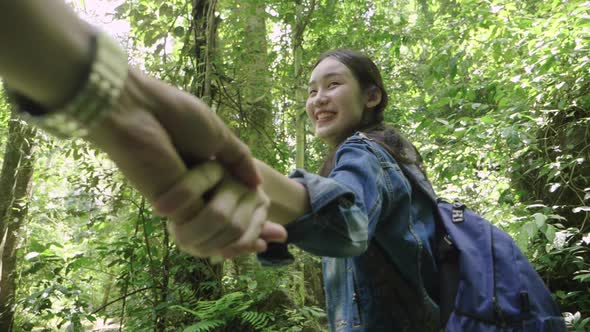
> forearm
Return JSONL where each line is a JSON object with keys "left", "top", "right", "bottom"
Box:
{"left": 255, "top": 160, "right": 310, "bottom": 225}
{"left": 0, "top": 1, "right": 94, "bottom": 108}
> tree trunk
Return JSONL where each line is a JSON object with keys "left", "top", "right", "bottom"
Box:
{"left": 155, "top": 223, "right": 170, "bottom": 332}
{"left": 231, "top": 0, "right": 275, "bottom": 162}
{"left": 293, "top": 26, "right": 306, "bottom": 169}
{"left": 0, "top": 112, "right": 37, "bottom": 331}
{"left": 192, "top": 0, "right": 218, "bottom": 104}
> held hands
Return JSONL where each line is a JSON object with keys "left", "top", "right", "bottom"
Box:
{"left": 87, "top": 68, "right": 261, "bottom": 202}
{"left": 0, "top": 3, "right": 274, "bottom": 259}
{"left": 154, "top": 162, "right": 287, "bottom": 259}
{"left": 86, "top": 68, "right": 284, "bottom": 258}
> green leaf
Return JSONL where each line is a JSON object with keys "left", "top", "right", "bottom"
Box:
{"left": 480, "top": 116, "right": 494, "bottom": 124}
{"left": 544, "top": 224, "right": 556, "bottom": 242}
{"left": 523, "top": 221, "right": 537, "bottom": 238}
{"left": 573, "top": 271, "right": 590, "bottom": 283}
{"left": 174, "top": 26, "right": 185, "bottom": 38}
{"left": 247, "top": 280, "right": 258, "bottom": 290}
{"left": 114, "top": 3, "right": 129, "bottom": 17}
{"left": 533, "top": 213, "right": 547, "bottom": 228}
{"left": 159, "top": 4, "right": 174, "bottom": 17}
{"left": 516, "top": 230, "right": 530, "bottom": 252}
{"left": 572, "top": 206, "right": 590, "bottom": 213}
{"left": 576, "top": 15, "right": 590, "bottom": 28}
{"left": 24, "top": 252, "right": 40, "bottom": 260}
{"left": 183, "top": 320, "right": 225, "bottom": 332}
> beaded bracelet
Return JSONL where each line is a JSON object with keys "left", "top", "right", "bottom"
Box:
{"left": 7, "top": 32, "right": 128, "bottom": 138}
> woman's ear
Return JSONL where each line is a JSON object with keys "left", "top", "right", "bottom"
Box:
{"left": 365, "top": 86, "right": 382, "bottom": 110}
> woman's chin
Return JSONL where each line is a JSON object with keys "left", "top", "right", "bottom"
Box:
{"left": 315, "top": 130, "right": 342, "bottom": 147}
{"left": 315, "top": 127, "right": 332, "bottom": 140}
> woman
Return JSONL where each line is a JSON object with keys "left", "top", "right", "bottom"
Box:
{"left": 156, "top": 49, "right": 440, "bottom": 331}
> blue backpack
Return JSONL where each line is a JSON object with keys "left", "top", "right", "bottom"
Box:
{"left": 398, "top": 162, "right": 567, "bottom": 331}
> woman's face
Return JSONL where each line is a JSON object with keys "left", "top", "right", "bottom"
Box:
{"left": 306, "top": 57, "right": 368, "bottom": 147}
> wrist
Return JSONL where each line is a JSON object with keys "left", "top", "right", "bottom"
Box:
{"left": 8, "top": 31, "right": 128, "bottom": 138}
{"left": 85, "top": 68, "right": 144, "bottom": 145}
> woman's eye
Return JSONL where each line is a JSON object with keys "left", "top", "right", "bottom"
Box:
{"left": 308, "top": 89, "right": 317, "bottom": 96}
{"left": 328, "top": 82, "right": 340, "bottom": 88}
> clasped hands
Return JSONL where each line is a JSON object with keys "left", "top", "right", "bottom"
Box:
{"left": 87, "top": 68, "right": 286, "bottom": 259}
{"left": 0, "top": 3, "right": 282, "bottom": 260}
{"left": 155, "top": 162, "right": 280, "bottom": 259}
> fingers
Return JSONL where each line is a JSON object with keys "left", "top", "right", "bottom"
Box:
{"left": 219, "top": 221, "right": 289, "bottom": 260}
{"left": 168, "top": 176, "right": 268, "bottom": 258}
{"left": 215, "top": 133, "right": 261, "bottom": 188}
{"left": 219, "top": 203, "right": 269, "bottom": 259}
{"left": 189, "top": 178, "right": 252, "bottom": 253}
{"left": 153, "top": 157, "right": 276, "bottom": 259}
{"left": 169, "top": 177, "right": 243, "bottom": 256}
{"left": 153, "top": 161, "right": 223, "bottom": 220}
{"left": 167, "top": 176, "right": 280, "bottom": 259}
{"left": 219, "top": 192, "right": 287, "bottom": 260}
{"left": 259, "top": 222, "right": 288, "bottom": 243}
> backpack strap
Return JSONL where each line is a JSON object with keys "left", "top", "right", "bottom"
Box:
{"left": 357, "top": 132, "right": 438, "bottom": 203}
{"left": 398, "top": 163, "right": 438, "bottom": 203}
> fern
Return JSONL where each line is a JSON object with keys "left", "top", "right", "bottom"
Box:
{"left": 240, "top": 310, "right": 270, "bottom": 330}
{"left": 173, "top": 291, "right": 263, "bottom": 330}
{"left": 183, "top": 320, "right": 224, "bottom": 332}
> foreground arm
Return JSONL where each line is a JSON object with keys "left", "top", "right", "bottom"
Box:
{"left": 0, "top": 1, "right": 265, "bottom": 253}
{"left": 0, "top": 1, "right": 260, "bottom": 198}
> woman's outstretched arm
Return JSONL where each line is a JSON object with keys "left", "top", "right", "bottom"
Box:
{"left": 254, "top": 160, "right": 311, "bottom": 225}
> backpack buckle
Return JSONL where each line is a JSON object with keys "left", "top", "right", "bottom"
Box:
{"left": 452, "top": 201, "right": 465, "bottom": 224}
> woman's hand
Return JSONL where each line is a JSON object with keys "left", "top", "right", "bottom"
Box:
{"left": 153, "top": 162, "right": 287, "bottom": 259}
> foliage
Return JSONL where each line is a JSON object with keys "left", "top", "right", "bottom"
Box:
{"left": 172, "top": 292, "right": 268, "bottom": 331}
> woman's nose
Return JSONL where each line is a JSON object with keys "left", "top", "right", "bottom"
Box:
{"left": 313, "top": 91, "right": 329, "bottom": 106}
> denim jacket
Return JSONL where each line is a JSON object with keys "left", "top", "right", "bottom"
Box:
{"left": 260, "top": 132, "right": 440, "bottom": 331}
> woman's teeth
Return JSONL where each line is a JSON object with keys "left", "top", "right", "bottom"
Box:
{"left": 317, "top": 112, "right": 335, "bottom": 120}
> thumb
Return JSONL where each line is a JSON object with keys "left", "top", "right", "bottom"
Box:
{"left": 259, "top": 222, "right": 288, "bottom": 243}
{"left": 215, "top": 132, "right": 261, "bottom": 189}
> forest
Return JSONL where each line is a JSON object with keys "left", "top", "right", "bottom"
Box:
{"left": 0, "top": 0, "right": 588, "bottom": 331}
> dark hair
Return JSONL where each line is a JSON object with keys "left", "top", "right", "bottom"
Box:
{"left": 314, "top": 49, "right": 427, "bottom": 178}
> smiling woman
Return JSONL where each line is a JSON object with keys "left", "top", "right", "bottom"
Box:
{"left": 158, "top": 49, "right": 441, "bottom": 332}
{"left": 306, "top": 58, "right": 369, "bottom": 147}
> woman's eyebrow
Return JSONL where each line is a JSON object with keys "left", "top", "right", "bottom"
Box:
{"left": 308, "top": 72, "right": 344, "bottom": 85}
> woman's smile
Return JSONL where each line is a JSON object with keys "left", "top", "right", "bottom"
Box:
{"left": 316, "top": 111, "right": 337, "bottom": 124}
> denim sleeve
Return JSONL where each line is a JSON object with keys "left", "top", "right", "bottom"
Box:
{"left": 283, "top": 140, "right": 387, "bottom": 258}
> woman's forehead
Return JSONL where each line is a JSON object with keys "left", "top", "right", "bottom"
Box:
{"left": 309, "top": 58, "right": 353, "bottom": 84}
